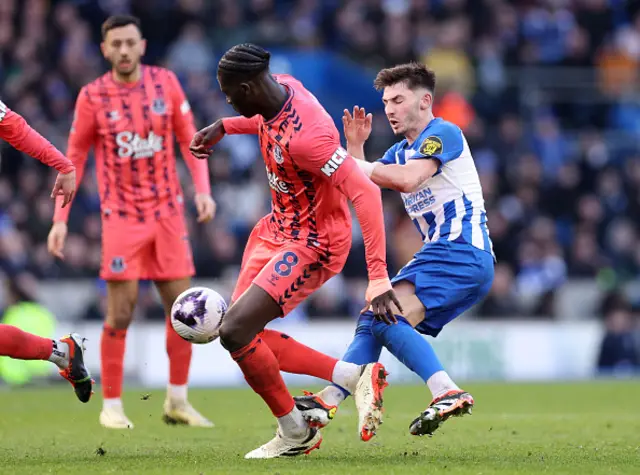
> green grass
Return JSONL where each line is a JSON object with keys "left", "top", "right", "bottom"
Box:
{"left": 0, "top": 381, "right": 639, "bottom": 474}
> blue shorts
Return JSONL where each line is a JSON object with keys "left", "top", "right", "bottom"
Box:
{"left": 391, "top": 241, "right": 494, "bottom": 337}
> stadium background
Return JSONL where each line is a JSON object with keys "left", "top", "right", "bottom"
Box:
{"left": 0, "top": 0, "right": 639, "bottom": 386}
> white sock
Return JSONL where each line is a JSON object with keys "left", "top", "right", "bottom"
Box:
{"left": 103, "top": 398, "right": 123, "bottom": 410}
{"left": 427, "top": 371, "right": 460, "bottom": 400}
{"left": 317, "top": 385, "right": 347, "bottom": 406}
{"left": 48, "top": 340, "right": 69, "bottom": 370}
{"left": 277, "top": 407, "right": 308, "bottom": 438}
{"left": 167, "top": 384, "right": 188, "bottom": 402}
{"left": 331, "top": 361, "right": 362, "bottom": 394}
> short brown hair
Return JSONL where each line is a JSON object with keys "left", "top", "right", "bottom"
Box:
{"left": 101, "top": 15, "right": 141, "bottom": 40}
{"left": 373, "top": 62, "right": 436, "bottom": 93}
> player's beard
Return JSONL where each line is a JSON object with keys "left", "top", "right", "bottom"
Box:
{"left": 399, "top": 106, "right": 421, "bottom": 138}
{"left": 392, "top": 118, "right": 411, "bottom": 137}
{"left": 113, "top": 58, "right": 139, "bottom": 80}
{"left": 392, "top": 126, "right": 406, "bottom": 137}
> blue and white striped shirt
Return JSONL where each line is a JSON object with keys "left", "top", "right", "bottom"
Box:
{"left": 379, "top": 118, "right": 494, "bottom": 256}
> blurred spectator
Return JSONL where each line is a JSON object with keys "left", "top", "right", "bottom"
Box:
{"left": 596, "top": 292, "right": 640, "bottom": 375}
{"left": 80, "top": 281, "right": 108, "bottom": 322}
{"left": 166, "top": 23, "right": 214, "bottom": 74}
{"left": 477, "top": 263, "right": 521, "bottom": 318}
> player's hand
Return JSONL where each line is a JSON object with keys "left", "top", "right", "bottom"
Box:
{"left": 361, "top": 278, "right": 404, "bottom": 325}
{"left": 47, "top": 222, "right": 68, "bottom": 260}
{"left": 51, "top": 170, "right": 76, "bottom": 208}
{"left": 190, "top": 120, "right": 225, "bottom": 160}
{"left": 343, "top": 106, "right": 372, "bottom": 148}
{"left": 195, "top": 193, "right": 216, "bottom": 223}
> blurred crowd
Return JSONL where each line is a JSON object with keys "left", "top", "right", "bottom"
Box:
{"left": 1, "top": 0, "right": 640, "bottom": 325}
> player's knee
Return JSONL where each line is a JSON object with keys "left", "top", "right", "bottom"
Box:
{"left": 106, "top": 300, "right": 136, "bottom": 330}
{"left": 218, "top": 324, "right": 243, "bottom": 352}
{"left": 354, "top": 312, "right": 374, "bottom": 336}
{"left": 106, "top": 313, "right": 134, "bottom": 330}
{"left": 218, "top": 317, "right": 256, "bottom": 353}
{"left": 370, "top": 319, "right": 387, "bottom": 338}
{"left": 219, "top": 285, "right": 277, "bottom": 352}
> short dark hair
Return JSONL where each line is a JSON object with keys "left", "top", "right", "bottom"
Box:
{"left": 101, "top": 15, "right": 142, "bottom": 40}
{"left": 218, "top": 43, "right": 271, "bottom": 80}
{"left": 373, "top": 62, "right": 436, "bottom": 93}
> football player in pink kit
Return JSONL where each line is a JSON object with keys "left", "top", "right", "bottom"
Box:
{"left": 0, "top": 101, "right": 92, "bottom": 403}
{"left": 47, "top": 15, "right": 214, "bottom": 429}
{"left": 190, "top": 44, "right": 402, "bottom": 459}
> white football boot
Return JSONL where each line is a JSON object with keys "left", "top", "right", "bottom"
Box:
{"left": 409, "top": 390, "right": 474, "bottom": 436}
{"left": 162, "top": 398, "right": 214, "bottom": 427}
{"left": 353, "top": 362, "right": 388, "bottom": 441}
{"left": 100, "top": 405, "right": 134, "bottom": 429}
{"left": 294, "top": 391, "right": 338, "bottom": 428}
{"left": 244, "top": 428, "right": 322, "bottom": 459}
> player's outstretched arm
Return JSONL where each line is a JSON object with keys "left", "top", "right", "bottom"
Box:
{"left": 337, "top": 165, "right": 403, "bottom": 323}
{"left": 299, "top": 126, "right": 402, "bottom": 323}
{"left": 362, "top": 160, "right": 439, "bottom": 193}
{"left": 190, "top": 116, "right": 260, "bottom": 160}
{"left": 342, "top": 105, "right": 438, "bottom": 193}
{"left": 0, "top": 102, "right": 75, "bottom": 174}
{"left": 0, "top": 105, "right": 77, "bottom": 208}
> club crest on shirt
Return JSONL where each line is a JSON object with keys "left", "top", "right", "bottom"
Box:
{"left": 110, "top": 257, "right": 126, "bottom": 273}
{"left": 273, "top": 145, "right": 284, "bottom": 164}
{"left": 151, "top": 98, "right": 166, "bottom": 115}
{"left": 419, "top": 136, "right": 443, "bottom": 156}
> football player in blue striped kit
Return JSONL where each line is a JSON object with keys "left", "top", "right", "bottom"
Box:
{"left": 296, "top": 62, "right": 495, "bottom": 440}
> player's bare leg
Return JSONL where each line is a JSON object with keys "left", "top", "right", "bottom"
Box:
{"left": 100, "top": 280, "right": 138, "bottom": 429}
{"left": 155, "top": 278, "right": 213, "bottom": 428}
{"left": 218, "top": 285, "right": 378, "bottom": 458}
{"left": 0, "top": 325, "right": 93, "bottom": 402}
{"left": 219, "top": 285, "right": 320, "bottom": 459}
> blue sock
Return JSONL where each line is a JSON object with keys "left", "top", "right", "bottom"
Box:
{"left": 371, "top": 316, "right": 443, "bottom": 382}
{"left": 332, "top": 311, "right": 383, "bottom": 398}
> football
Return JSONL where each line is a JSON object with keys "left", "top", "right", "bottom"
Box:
{"left": 170, "top": 287, "right": 227, "bottom": 344}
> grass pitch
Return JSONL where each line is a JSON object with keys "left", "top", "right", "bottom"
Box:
{"left": 0, "top": 381, "right": 638, "bottom": 474}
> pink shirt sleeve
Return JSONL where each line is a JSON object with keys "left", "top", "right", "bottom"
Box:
{"left": 338, "top": 167, "right": 388, "bottom": 281}
{"left": 0, "top": 103, "right": 74, "bottom": 174}
{"left": 290, "top": 125, "right": 357, "bottom": 187}
{"left": 293, "top": 125, "right": 388, "bottom": 281}
{"left": 167, "top": 70, "right": 210, "bottom": 195}
{"left": 222, "top": 116, "right": 260, "bottom": 135}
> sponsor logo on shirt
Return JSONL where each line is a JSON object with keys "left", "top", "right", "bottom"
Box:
{"left": 320, "top": 147, "right": 348, "bottom": 177}
{"left": 404, "top": 188, "right": 436, "bottom": 213}
{"left": 116, "top": 131, "right": 164, "bottom": 159}
{"left": 267, "top": 168, "right": 290, "bottom": 193}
